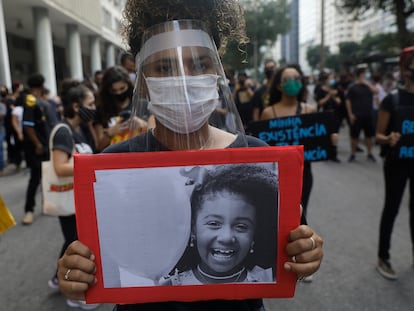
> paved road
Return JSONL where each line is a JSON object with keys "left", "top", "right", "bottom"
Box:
{"left": 1, "top": 130, "right": 413, "bottom": 311}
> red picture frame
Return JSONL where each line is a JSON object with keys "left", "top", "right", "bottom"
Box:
{"left": 74, "top": 146, "right": 303, "bottom": 304}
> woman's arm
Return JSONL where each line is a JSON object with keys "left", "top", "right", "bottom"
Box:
{"left": 11, "top": 114, "right": 23, "bottom": 141}
{"left": 52, "top": 149, "right": 73, "bottom": 177}
{"left": 376, "top": 109, "right": 400, "bottom": 146}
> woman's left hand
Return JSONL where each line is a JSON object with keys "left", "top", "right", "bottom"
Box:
{"left": 284, "top": 225, "right": 323, "bottom": 279}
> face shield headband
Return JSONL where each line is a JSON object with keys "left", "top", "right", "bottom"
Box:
{"left": 131, "top": 20, "right": 245, "bottom": 139}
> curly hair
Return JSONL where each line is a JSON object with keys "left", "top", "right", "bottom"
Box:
{"left": 172, "top": 164, "right": 278, "bottom": 273}
{"left": 122, "top": 0, "right": 248, "bottom": 56}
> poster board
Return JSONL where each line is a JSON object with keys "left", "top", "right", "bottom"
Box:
{"left": 390, "top": 107, "right": 414, "bottom": 160}
{"left": 74, "top": 146, "right": 303, "bottom": 304}
{"left": 248, "top": 112, "right": 335, "bottom": 162}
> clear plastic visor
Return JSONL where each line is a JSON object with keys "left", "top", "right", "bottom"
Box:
{"left": 132, "top": 20, "right": 245, "bottom": 150}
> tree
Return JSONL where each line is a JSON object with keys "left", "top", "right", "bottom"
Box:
{"left": 335, "top": 0, "right": 414, "bottom": 48}
{"left": 222, "top": 0, "right": 290, "bottom": 73}
{"left": 306, "top": 45, "right": 330, "bottom": 71}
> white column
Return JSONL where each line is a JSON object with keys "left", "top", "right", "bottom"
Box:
{"left": 33, "top": 7, "right": 57, "bottom": 95}
{"left": 67, "top": 24, "right": 83, "bottom": 81}
{"left": 90, "top": 36, "right": 102, "bottom": 74}
{"left": 106, "top": 43, "right": 115, "bottom": 67}
{"left": 0, "top": 0, "right": 11, "bottom": 88}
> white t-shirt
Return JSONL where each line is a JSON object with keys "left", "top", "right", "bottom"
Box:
{"left": 12, "top": 106, "right": 24, "bottom": 132}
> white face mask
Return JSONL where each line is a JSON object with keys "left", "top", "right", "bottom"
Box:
{"left": 145, "top": 74, "right": 219, "bottom": 134}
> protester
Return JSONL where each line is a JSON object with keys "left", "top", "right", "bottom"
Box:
{"left": 261, "top": 64, "right": 316, "bottom": 223}
{"left": 120, "top": 52, "right": 137, "bottom": 83}
{"left": 21, "top": 74, "right": 50, "bottom": 225}
{"left": 7, "top": 81, "right": 25, "bottom": 169}
{"left": 57, "top": 1, "right": 323, "bottom": 310}
{"left": 10, "top": 90, "right": 26, "bottom": 171}
{"left": 376, "top": 48, "right": 414, "bottom": 280}
{"left": 234, "top": 71, "right": 255, "bottom": 129}
{"left": 345, "top": 66, "right": 378, "bottom": 162}
{"left": 251, "top": 59, "right": 277, "bottom": 122}
{"left": 47, "top": 80, "right": 99, "bottom": 310}
{"left": 94, "top": 66, "right": 147, "bottom": 152}
{"left": 0, "top": 99, "right": 6, "bottom": 176}
{"left": 314, "top": 71, "right": 341, "bottom": 162}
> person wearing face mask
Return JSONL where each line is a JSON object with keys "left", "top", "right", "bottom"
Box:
{"left": 47, "top": 80, "right": 100, "bottom": 309}
{"left": 234, "top": 71, "right": 255, "bottom": 129}
{"left": 251, "top": 59, "right": 276, "bottom": 123}
{"left": 375, "top": 47, "right": 414, "bottom": 280}
{"left": 345, "top": 66, "right": 379, "bottom": 162}
{"left": 314, "top": 72, "right": 341, "bottom": 162}
{"left": 94, "top": 66, "right": 148, "bottom": 152}
{"left": 57, "top": 1, "right": 324, "bottom": 310}
{"left": 260, "top": 64, "right": 317, "bottom": 248}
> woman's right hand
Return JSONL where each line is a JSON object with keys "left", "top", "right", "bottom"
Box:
{"left": 57, "top": 241, "right": 97, "bottom": 301}
{"left": 388, "top": 131, "right": 401, "bottom": 147}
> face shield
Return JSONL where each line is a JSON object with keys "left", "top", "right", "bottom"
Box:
{"left": 132, "top": 20, "right": 246, "bottom": 150}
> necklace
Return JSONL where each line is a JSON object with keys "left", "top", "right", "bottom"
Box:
{"left": 197, "top": 265, "right": 245, "bottom": 281}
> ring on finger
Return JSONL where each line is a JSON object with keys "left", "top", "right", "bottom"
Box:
{"left": 64, "top": 269, "right": 71, "bottom": 281}
{"left": 310, "top": 236, "right": 316, "bottom": 250}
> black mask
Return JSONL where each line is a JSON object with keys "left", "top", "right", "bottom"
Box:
{"left": 78, "top": 106, "right": 96, "bottom": 123}
{"left": 265, "top": 69, "right": 274, "bottom": 80}
{"left": 0, "top": 91, "right": 7, "bottom": 98}
{"left": 113, "top": 88, "right": 132, "bottom": 102}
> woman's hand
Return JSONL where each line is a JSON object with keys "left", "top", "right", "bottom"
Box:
{"left": 284, "top": 225, "right": 323, "bottom": 279}
{"left": 57, "top": 241, "right": 97, "bottom": 300}
{"left": 388, "top": 131, "right": 401, "bottom": 147}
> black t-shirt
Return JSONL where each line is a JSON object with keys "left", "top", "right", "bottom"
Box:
{"left": 315, "top": 87, "right": 338, "bottom": 112}
{"left": 52, "top": 121, "right": 95, "bottom": 155}
{"left": 22, "top": 93, "right": 49, "bottom": 148}
{"left": 103, "top": 131, "right": 266, "bottom": 311}
{"left": 345, "top": 83, "right": 373, "bottom": 117}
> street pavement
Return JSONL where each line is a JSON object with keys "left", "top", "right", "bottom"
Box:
{"left": 1, "top": 129, "right": 413, "bottom": 311}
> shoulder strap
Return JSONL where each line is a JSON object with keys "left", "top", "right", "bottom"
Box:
{"left": 48, "top": 123, "right": 72, "bottom": 152}
{"left": 296, "top": 103, "right": 302, "bottom": 115}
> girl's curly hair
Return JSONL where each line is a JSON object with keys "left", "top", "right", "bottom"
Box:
{"left": 122, "top": 0, "right": 248, "bottom": 57}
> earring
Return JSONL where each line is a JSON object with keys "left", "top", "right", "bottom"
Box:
{"left": 250, "top": 241, "right": 255, "bottom": 253}
{"left": 190, "top": 235, "right": 195, "bottom": 247}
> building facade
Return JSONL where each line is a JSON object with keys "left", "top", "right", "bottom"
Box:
{"left": 0, "top": 0, "right": 127, "bottom": 95}
{"left": 297, "top": 0, "right": 413, "bottom": 75}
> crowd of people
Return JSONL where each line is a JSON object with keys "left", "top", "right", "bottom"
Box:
{"left": 0, "top": 0, "right": 413, "bottom": 310}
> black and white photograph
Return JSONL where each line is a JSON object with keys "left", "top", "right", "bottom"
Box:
{"left": 93, "top": 162, "right": 279, "bottom": 288}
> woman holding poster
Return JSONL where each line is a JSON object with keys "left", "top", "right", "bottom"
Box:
{"left": 57, "top": 1, "right": 324, "bottom": 310}
{"left": 260, "top": 64, "right": 316, "bottom": 224}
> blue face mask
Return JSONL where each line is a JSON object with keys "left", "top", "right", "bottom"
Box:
{"left": 365, "top": 72, "right": 371, "bottom": 80}
{"left": 282, "top": 79, "right": 303, "bottom": 97}
{"left": 329, "top": 79, "right": 336, "bottom": 87}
